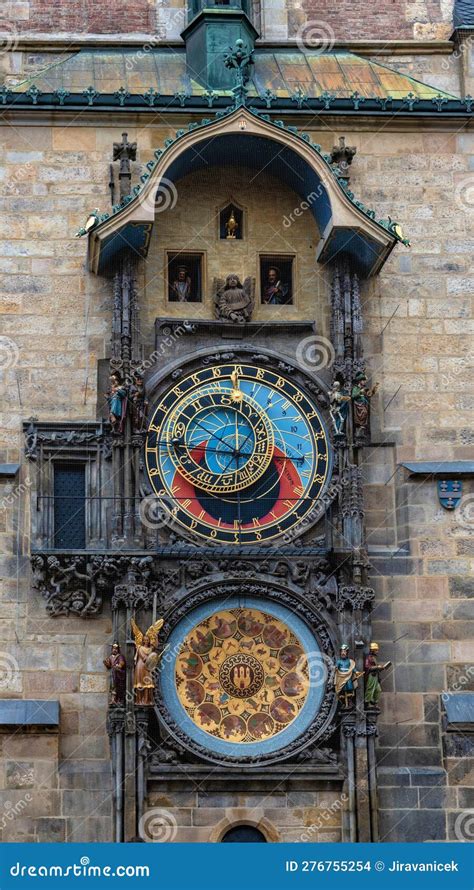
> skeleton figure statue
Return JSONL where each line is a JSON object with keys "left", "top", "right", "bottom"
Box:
{"left": 329, "top": 380, "right": 351, "bottom": 436}
{"left": 214, "top": 274, "right": 254, "bottom": 323}
{"left": 130, "top": 617, "right": 164, "bottom": 706}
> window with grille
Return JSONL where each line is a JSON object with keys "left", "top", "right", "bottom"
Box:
{"left": 53, "top": 463, "right": 86, "bottom": 549}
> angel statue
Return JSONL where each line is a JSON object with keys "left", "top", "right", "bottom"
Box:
{"left": 214, "top": 274, "right": 254, "bottom": 323}
{"left": 130, "top": 617, "right": 164, "bottom": 706}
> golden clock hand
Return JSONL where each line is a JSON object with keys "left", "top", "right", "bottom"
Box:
{"left": 230, "top": 368, "right": 243, "bottom": 403}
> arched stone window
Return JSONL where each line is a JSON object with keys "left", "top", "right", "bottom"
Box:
{"left": 221, "top": 825, "right": 267, "bottom": 842}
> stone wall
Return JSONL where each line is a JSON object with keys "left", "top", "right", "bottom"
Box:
{"left": 0, "top": 109, "right": 472, "bottom": 841}
{"left": 0, "top": 0, "right": 456, "bottom": 41}
{"left": 145, "top": 784, "right": 344, "bottom": 842}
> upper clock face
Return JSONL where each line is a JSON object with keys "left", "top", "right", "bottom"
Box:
{"left": 145, "top": 362, "right": 332, "bottom": 544}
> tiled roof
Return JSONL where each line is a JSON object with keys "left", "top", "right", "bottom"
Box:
{"left": 10, "top": 47, "right": 457, "bottom": 100}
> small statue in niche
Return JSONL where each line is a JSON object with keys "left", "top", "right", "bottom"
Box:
{"left": 170, "top": 265, "right": 192, "bottom": 302}
{"left": 334, "top": 644, "right": 362, "bottom": 709}
{"left": 329, "top": 380, "right": 351, "bottom": 436}
{"left": 130, "top": 371, "right": 148, "bottom": 433}
{"left": 262, "top": 266, "right": 289, "bottom": 305}
{"left": 225, "top": 209, "right": 239, "bottom": 239}
{"left": 103, "top": 642, "right": 127, "bottom": 706}
{"left": 131, "top": 617, "right": 164, "bottom": 706}
{"left": 351, "top": 372, "right": 378, "bottom": 436}
{"left": 107, "top": 371, "right": 127, "bottom": 432}
{"left": 214, "top": 274, "right": 254, "bottom": 323}
{"left": 364, "top": 642, "right": 391, "bottom": 709}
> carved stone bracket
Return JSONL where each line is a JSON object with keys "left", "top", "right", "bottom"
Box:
{"left": 24, "top": 418, "right": 112, "bottom": 462}
{"left": 107, "top": 707, "right": 126, "bottom": 737}
{"left": 112, "top": 583, "right": 152, "bottom": 611}
{"left": 336, "top": 585, "right": 375, "bottom": 611}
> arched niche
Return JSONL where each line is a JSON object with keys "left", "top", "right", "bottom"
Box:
{"left": 89, "top": 109, "right": 398, "bottom": 279}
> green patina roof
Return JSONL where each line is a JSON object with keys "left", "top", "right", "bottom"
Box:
{"left": 10, "top": 47, "right": 457, "bottom": 101}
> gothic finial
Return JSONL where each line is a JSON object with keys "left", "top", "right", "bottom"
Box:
{"left": 224, "top": 38, "right": 254, "bottom": 107}
{"left": 112, "top": 132, "right": 138, "bottom": 200}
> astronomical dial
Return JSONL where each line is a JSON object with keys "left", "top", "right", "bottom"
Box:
{"left": 145, "top": 362, "right": 332, "bottom": 545}
{"left": 163, "top": 386, "right": 274, "bottom": 495}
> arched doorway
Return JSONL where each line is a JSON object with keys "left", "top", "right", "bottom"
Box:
{"left": 221, "top": 825, "right": 267, "bottom": 843}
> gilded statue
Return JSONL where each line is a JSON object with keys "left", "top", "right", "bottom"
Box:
{"left": 225, "top": 209, "right": 239, "bottom": 239}
{"left": 130, "top": 617, "right": 164, "bottom": 706}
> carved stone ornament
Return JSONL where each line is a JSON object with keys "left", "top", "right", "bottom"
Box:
{"left": 31, "top": 554, "right": 153, "bottom": 617}
{"left": 24, "top": 419, "right": 111, "bottom": 461}
{"left": 336, "top": 585, "right": 375, "bottom": 611}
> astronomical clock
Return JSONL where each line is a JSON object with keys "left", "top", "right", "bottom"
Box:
{"left": 145, "top": 361, "right": 332, "bottom": 545}
{"left": 144, "top": 355, "right": 339, "bottom": 765}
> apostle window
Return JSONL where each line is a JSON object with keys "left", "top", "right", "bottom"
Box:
{"left": 259, "top": 255, "right": 294, "bottom": 305}
{"left": 167, "top": 252, "right": 203, "bottom": 303}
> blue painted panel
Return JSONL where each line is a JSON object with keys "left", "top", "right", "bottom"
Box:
{"left": 164, "top": 133, "right": 333, "bottom": 233}
{"left": 0, "top": 700, "right": 59, "bottom": 726}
